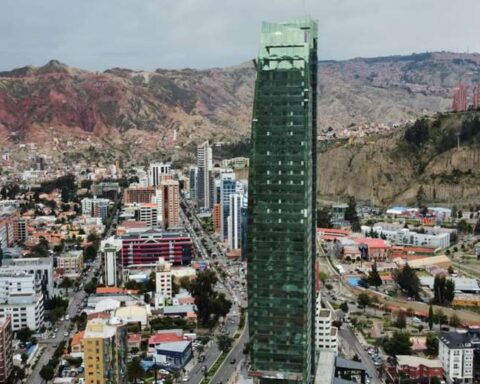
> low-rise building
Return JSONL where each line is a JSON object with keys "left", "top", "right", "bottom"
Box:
{"left": 155, "top": 259, "right": 173, "bottom": 301}
{"left": 396, "top": 355, "right": 443, "bottom": 382}
{"left": 57, "top": 250, "right": 84, "bottom": 275}
{"left": 315, "top": 295, "right": 338, "bottom": 353}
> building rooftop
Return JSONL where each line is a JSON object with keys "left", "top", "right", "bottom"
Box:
{"left": 439, "top": 331, "right": 476, "bottom": 349}
{"left": 164, "top": 305, "right": 195, "bottom": 315}
{"left": 154, "top": 340, "right": 191, "bottom": 353}
{"left": 396, "top": 355, "right": 442, "bottom": 368}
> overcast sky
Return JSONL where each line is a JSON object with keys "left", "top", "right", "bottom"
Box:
{"left": 1, "top": 0, "right": 479, "bottom": 71}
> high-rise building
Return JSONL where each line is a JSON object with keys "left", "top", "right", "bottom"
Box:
{"left": 213, "top": 203, "right": 222, "bottom": 233}
{"left": 81, "top": 197, "right": 110, "bottom": 219}
{"left": 0, "top": 272, "right": 44, "bottom": 330}
{"left": 227, "top": 193, "right": 243, "bottom": 250}
{"left": 220, "top": 172, "right": 236, "bottom": 242}
{"left": 452, "top": 84, "right": 468, "bottom": 112}
{"left": 149, "top": 162, "right": 171, "bottom": 186}
{"left": 247, "top": 18, "right": 318, "bottom": 383}
{"left": 82, "top": 317, "right": 128, "bottom": 384}
{"left": 188, "top": 166, "right": 198, "bottom": 202}
{"left": 196, "top": 141, "right": 213, "bottom": 211}
{"left": 160, "top": 179, "right": 180, "bottom": 229}
{"left": 0, "top": 317, "right": 13, "bottom": 384}
{"left": 474, "top": 85, "right": 480, "bottom": 110}
{"left": 123, "top": 186, "right": 155, "bottom": 204}
{"left": 136, "top": 203, "right": 159, "bottom": 227}
{"left": 101, "top": 238, "right": 122, "bottom": 287}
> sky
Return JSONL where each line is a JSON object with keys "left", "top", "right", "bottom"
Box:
{"left": 1, "top": 0, "right": 479, "bottom": 71}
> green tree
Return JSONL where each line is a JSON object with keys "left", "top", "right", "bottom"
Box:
{"left": 393, "top": 263, "right": 420, "bottom": 299}
{"left": 317, "top": 206, "right": 333, "bottom": 228}
{"left": 187, "top": 270, "right": 231, "bottom": 327}
{"left": 416, "top": 186, "right": 428, "bottom": 216}
{"left": 433, "top": 276, "right": 455, "bottom": 306}
{"left": 21, "top": 353, "right": 29, "bottom": 365}
{"left": 457, "top": 219, "right": 471, "bottom": 234}
{"left": 16, "top": 327, "right": 33, "bottom": 344}
{"left": 383, "top": 332, "right": 412, "bottom": 356}
{"left": 428, "top": 304, "right": 434, "bottom": 330}
{"left": 39, "top": 365, "right": 55, "bottom": 383}
{"left": 127, "top": 357, "right": 145, "bottom": 384}
{"left": 345, "top": 196, "right": 361, "bottom": 232}
{"left": 449, "top": 314, "right": 461, "bottom": 329}
{"left": 395, "top": 311, "right": 407, "bottom": 329}
{"left": 426, "top": 332, "right": 439, "bottom": 356}
{"left": 83, "top": 245, "right": 97, "bottom": 262}
{"left": 340, "top": 301, "right": 349, "bottom": 313}
{"left": 367, "top": 262, "right": 383, "bottom": 289}
{"left": 216, "top": 335, "right": 233, "bottom": 353}
{"left": 357, "top": 292, "right": 371, "bottom": 312}
{"left": 59, "top": 277, "right": 74, "bottom": 295}
{"left": 435, "top": 309, "right": 447, "bottom": 326}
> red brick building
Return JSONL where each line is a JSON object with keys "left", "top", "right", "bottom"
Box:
{"left": 396, "top": 355, "right": 443, "bottom": 382}
{"left": 452, "top": 84, "right": 468, "bottom": 112}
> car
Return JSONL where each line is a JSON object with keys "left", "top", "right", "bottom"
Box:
{"left": 64, "top": 332, "right": 69, "bottom": 337}
{"left": 182, "top": 376, "right": 189, "bottom": 382}
{"left": 54, "top": 328, "right": 58, "bottom": 333}
{"left": 198, "top": 355, "right": 206, "bottom": 362}
{"left": 201, "top": 365, "right": 207, "bottom": 372}
{"left": 229, "top": 358, "right": 236, "bottom": 364}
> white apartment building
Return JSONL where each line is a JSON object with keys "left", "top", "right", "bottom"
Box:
{"left": 155, "top": 259, "right": 173, "bottom": 300}
{"left": 149, "top": 162, "right": 172, "bottom": 187}
{"left": 0, "top": 273, "right": 44, "bottom": 330}
{"left": 439, "top": 331, "right": 475, "bottom": 384}
{"left": 227, "top": 193, "right": 243, "bottom": 250}
{"left": 2, "top": 257, "right": 54, "bottom": 300}
{"left": 315, "top": 295, "right": 338, "bottom": 353}
{"left": 362, "top": 225, "right": 450, "bottom": 249}
{"left": 101, "top": 237, "right": 122, "bottom": 287}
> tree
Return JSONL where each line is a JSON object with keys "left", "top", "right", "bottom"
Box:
{"left": 383, "top": 332, "right": 412, "bottom": 356}
{"left": 340, "top": 302, "right": 349, "bottom": 313}
{"left": 435, "top": 309, "right": 448, "bottom": 326}
{"left": 21, "top": 353, "right": 29, "bottom": 365}
{"left": 216, "top": 335, "right": 233, "bottom": 353}
{"left": 457, "top": 219, "right": 471, "bottom": 234}
{"left": 395, "top": 311, "right": 407, "bottom": 329}
{"left": 39, "top": 365, "right": 55, "bottom": 383}
{"left": 448, "top": 266, "right": 454, "bottom": 274}
{"left": 317, "top": 206, "right": 333, "bottom": 228}
{"left": 416, "top": 186, "right": 428, "bottom": 216}
{"left": 433, "top": 276, "right": 455, "bottom": 306}
{"left": 428, "top": 304, "right": 434, "bottom": 330}
{"left": 127, "top": 357, "right": 145, "bottom": 384}
{"left": 83, "top": 245, "right": 97, "bottom": 262}
{"left": 367, "top": 262, "right": 382, "bottom": 289}
{"left": 393, "top": 263, "right": 420, "bottom": 299}
{"left": 426, "top": 332, "right": 439, "bottom": 356}
{"left": 357, "top": 292, "right": 371, "bottom": 312}
{"left": 449, "top": 314, "right": 461, "bottom": 329}
{"left": 187, "top": 270, "right": 232, "bottom": 328}
{"left": 345, "top": 196, "right": 361, "bottom": 232}
{"left": 16, "top": 327, "right": 33, "bottom": 344}
{"left": 59, "top": 277, "right": 74, "bottom": 295}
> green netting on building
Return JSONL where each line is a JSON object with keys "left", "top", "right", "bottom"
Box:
{"left": 247, "top": 17, "right": 318, "bottom": 383}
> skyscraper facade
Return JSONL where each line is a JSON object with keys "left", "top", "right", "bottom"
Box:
{"left": 149, "top": 162, "right": 171, "bottom": 186}
{"left": 227, "top": 193, "right": 243, "bottom": 250}
{"left": 247, "top": 18, "right": 318, "bottom": 383}
{"left": 196, "top": 141, "right": 213, "bottom": 211}
{"left": 220, "top": 172, "right": 236, "bottom": 242}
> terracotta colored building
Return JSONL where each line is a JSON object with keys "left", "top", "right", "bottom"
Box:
{"left": 452, "top": 84, "right": 468, "bottom": 112}
{"left": 213, "top": 203, "right": 221, "bottom": 233}
{"left": 396, "top": 355, "right": 443, "bottom": 382}
{"left": 123, "top": 186, "right": 155, "bottom": 204}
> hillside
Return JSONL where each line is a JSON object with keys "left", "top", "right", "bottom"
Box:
{"left": 317, "top": 110, "right": 480, "bottom": 205}
{"left": 1, "top": 52, "right": 480, "bottom": 162}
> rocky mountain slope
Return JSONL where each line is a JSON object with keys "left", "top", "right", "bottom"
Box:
{"left": 317, "top": 111, "right": 480, "bottom": 205}
{"left": 1, "top": 52, "right": 480, "bottom": 158}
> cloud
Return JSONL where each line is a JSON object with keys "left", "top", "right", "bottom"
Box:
{"left": 0, "top": 0, "right": 479, "bottom": 71}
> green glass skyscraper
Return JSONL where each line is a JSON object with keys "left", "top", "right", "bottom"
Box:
{"left": 247, "top": 18, "right": 318, "bottom": 383}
